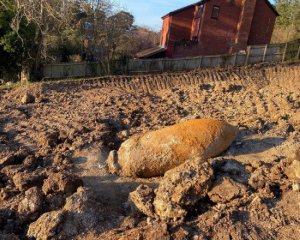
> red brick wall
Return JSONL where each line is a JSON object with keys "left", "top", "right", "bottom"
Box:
{"left": 190, "top": 5, "right": 202, "bottom": 38}
{"left": 247, "top": 0, "right": 277, "bottom": 45}
{"left": 161, "top": 0, "right": 277, "bottom": 58}
{"left": 161, "top": 17, "right": 170, "bottom": 47}
{"left": 160, "top": 6, "right": 196, "bottom": 48}
{"left": 168, "top": 6, "right": 196, "bottom": 44}
{"left": 173, "top": 0, "right": 244, "bottom": 58}
{"left": 201, "top": 0, "right": 244, "bottom": 54}
{"left": 234, "top": 0, "right": 257, "bottom": 51}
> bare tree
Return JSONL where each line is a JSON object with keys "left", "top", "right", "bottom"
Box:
{"left": 82, "top": 0, "right": 134, "bottom": 73}
{"left": 0, "top": 0, "right": 89, "bottom": 80}
{"left": 0, "top": 0, "right": 134, "bottom": 79}
{"left": 121, "top": 27, "right": 161, "bottom": 57}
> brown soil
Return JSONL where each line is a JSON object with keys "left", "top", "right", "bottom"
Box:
{"left": 0, "top": 63, "right": 299, "bottom": 239}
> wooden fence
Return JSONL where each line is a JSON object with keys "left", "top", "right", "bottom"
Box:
{"left": 43, "top": 39, "right": 300, "bottom": 79}
{"left": 128, "top": 39, "right": 300, "bottom": 73}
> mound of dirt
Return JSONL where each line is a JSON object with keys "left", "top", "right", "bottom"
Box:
{"left": 0, "top": 63, "right": 299, "bottom": 239}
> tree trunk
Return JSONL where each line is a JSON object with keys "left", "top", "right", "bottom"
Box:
{"left": 20, "top": 66, "right": 30, "bottom": 85}
{"left": 106, "top": 53, "right": 111, "bottom": 74}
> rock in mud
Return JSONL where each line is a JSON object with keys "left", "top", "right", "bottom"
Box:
{"left": 37, "top": 130, "right": 60, "bottom": 148}
{"left": 44, "top": 193, "right": 66, "bottom": 211}
{"left": 129, "top": 185, "right": 156, "bottom": 218}
{"left": 285, "top": 160, "right": 300, "bottom": 181}
{"left": 23, "top": 155, "right": 39, "bottom": 169}
{"left": 63, "top": 187, "right": 103, "bottom": 230}
{"left": 27, "top": 210, "right": 65, "bottom": 240}
{"left": 108, "top": 119, "right": 238, "bottom": 177}
{"left": 248, "top": 169, "right": 267, "bottom": 190}
{"left": 292, "top": 183, "right": 300, "bottom": 191}
{"left": 21, "top": 93, "right": 35, "bottom": 104}
{"left": 153, "top": 159, "right": 214, "bottom": 220}
{"left": 107, "top": 150, "right": 119, "bottom": 175}
{"left": 208, "top": 177, "right": 248, "bottom": 203}
{"left": 0, "top": 134, "right": 7, "bottom": 144}
{"left": 213, "top": 158, "right": 250, "bottom": 184}
{"left": 28, "top": 187, "right": 103, "bottom": 240}
{"left": 42, "top": 172, "right": 83, "bottom": 196}
{"left": 18, "top": 187, "right": 44, "bottom": 222}
{"left": 13, "top": 169, "right": 46, "bottom": 191}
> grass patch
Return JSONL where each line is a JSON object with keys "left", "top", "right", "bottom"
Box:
{"left": 0, "top": 82, "right": 23, "bottom": 90}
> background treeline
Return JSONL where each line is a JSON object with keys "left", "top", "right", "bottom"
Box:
{"left": 272, "top": 0, "right": 300, "bottom": 43}
{"left": 0, "top": 0, "right": 160, "bottom": 82}
{"left": 0, "top": 0, "right": 299, "bottom": 82}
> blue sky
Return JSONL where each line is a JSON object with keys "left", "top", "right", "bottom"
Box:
{"left": 117, "top": 0, "right": 276, "bottom": 31}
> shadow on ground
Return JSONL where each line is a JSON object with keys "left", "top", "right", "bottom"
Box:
{"left": 230, "top": 137, "right": 285, "bottom": 156}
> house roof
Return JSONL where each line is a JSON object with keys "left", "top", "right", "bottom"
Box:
{"left": 162, "top": 0, "right": 279, "bottom": 19}
{"left": 263, "top": 0, "right": 280, "bottom": 16}
{"left": 136, "top": 46, "right": 167, "bottom": 58}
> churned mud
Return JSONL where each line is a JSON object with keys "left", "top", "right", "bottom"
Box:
{"left": 0, "top": 63, "right": 299, "bottom": 239}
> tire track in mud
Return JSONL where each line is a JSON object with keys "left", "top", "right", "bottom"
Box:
{"left": 4, "top": 63, "right": 299, "bottom": 96}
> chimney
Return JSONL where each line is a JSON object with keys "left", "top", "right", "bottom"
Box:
{"left": 234, "top": 0, "right": 257, "bottom": 51}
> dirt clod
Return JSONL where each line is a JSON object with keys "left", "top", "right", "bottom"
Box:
{"left": 13, "top": 169, "right": 46, "bottom": 191}
{"left": 153, "top": 159, "right": 214, "bottom": 220}
{"left": 18, "top": 187, "right": 44, "bottom": 222}
{"left": 28, "top": 187, "right": 103, "bottom": 240}
{"left": 21, "top": 93, "right": 35, "bottom": 104}
{"left": 37, "top": 130, "right": 60, "bottom": 148}
{"left": 208, "top": 177, "right": 248, "bottom": 203}
{"left": 129, "top": 185, "right": 155, "bottom": 218}
{"left": 42, "top": 172, "right": 83, "bottom": 196}
{"left": 285, "top": 160, "right": 300, "bottom": 180}
{"left": 27, "top": 210, "right": 64, "bottom": 240}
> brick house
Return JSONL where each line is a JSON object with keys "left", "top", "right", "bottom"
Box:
{"left": 138, "top": 0, "right": 279, "bottom": 58}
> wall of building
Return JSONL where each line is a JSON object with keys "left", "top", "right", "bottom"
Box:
{"left": 173, "top": 0, "right": 244, "bottom": 58}
{"left": 190, "top": 5, "right": 203, "bottom": 39}
{"left": 160, "top": 17, "right": 170, "bottom": 48}
{"left": 168, "top": 6, "right": 196, "bottom": 44}
{"left": 247, "top": 0, "right": 277, "bottom": 45}
{"left": 201, "top": 0, "right": 244, "bottom": 54}
{"left": 161, "top": 0, "right": 277, "bottom": 58}
{"left": 234, "top": 0, "right": 257, "bottom": 51}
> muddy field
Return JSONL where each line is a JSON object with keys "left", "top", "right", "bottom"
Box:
{"left": 0, "top": 63, "right": 299, "bottom": 239}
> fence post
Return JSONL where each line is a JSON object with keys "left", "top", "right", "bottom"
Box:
{"left": 262, "top": 44, "right": 268, "bottom": 62}
{"left": 233, "top": 53, "right": 237, "bottom": 66}
{"left": 125, "top": 59, "right": 129, "bottom": 74}
{"left": 84, "top": 62, "right": 87, "bottom": 77}
{"left": 245, "top": 46, "right": 251, "bottom": 65}
{"left": 199, "top": 56, "right": 203, "bottom": 68}
{"left": 282, "top": 42, "right": 288, "bottom": 63}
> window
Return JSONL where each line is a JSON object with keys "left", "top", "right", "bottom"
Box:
{"left": 211, "top": 6, "right": 220, "bottom": 19}
{"left": 195, "top": 5, "right": 203, "bottom": 18}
